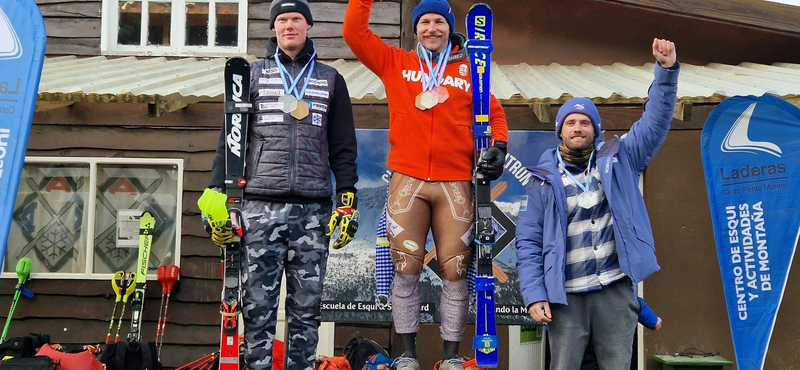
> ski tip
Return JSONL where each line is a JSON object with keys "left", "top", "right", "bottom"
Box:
{"left": 467, "top": 3, "right": 493, "bottom": 14}
{"left": 139, "top": 211, "right": 156, "bottom": 226}
{"left": 226, "top": 56, "right": 250, "bottom": 68}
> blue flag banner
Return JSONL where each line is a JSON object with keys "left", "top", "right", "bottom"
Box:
{"left": 0, "top": 0, "right": 47, "bottom": 272}
{"left": 701, "top": 94, "right": 800, "bottom": 370}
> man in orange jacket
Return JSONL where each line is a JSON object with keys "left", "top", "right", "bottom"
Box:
{"left": 344, "top": 0, "right": 508, "bottom": 369}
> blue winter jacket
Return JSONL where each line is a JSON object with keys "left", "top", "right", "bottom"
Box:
{"left": 515, "top": 62, "right": 680, "bottom": 306}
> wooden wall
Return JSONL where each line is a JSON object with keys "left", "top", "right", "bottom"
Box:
{"left": 37, "top": 0, "right": 102, "bottom": 55}
{"left": 35, "top": 0, "right": 800, "bottom": 67}
{"left": 0, "top": 103, "right": 226, "bottom": 368}
{"left": 33, "top": 0, "right": 403, "bottom": 59}
{"left": 247, "top": 0, "right": 402, "bottom": 59}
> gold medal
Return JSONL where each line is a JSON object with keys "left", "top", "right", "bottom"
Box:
{"left": 278, "top": 95, "right": 297, "bottom": 113}
{"left": 291, "top": 100, "right": 310, "bottom": 119}
{"left": 415, "top": 91, "right": 438, "bottom": 110}
{"left": 415, "top": 92, "right": 427, "bottom": 110}
{"left": 434, "top": 86, "right": 449, "bottom": 103}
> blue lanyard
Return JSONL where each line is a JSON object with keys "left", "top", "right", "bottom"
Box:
{"left": 556, "top": 150, "right": 595, "bottom": 193}
{"left": 274, "top": 47, "right": 317, "bottom": 100}
{"left": 416, "top": 42, "right": 451, "bottom": 92}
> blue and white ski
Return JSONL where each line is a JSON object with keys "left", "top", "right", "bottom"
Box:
{"left": 466, "top": 3, "right": 499, "bottom": 368}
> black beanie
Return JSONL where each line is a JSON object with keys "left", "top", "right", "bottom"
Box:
{"left": 269, "top": 0, "right": 314, "bottom": 30}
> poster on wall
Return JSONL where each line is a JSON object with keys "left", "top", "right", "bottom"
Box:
{"left": 322, "top": 129, "right": 560, "bottom": 325}
{"left": 701, "top": 94, "right": 800, "bottom": 370}
{"left": 7, "top": 163, "right": 180, "bottom": 274}
{"left": 0, "top": 0, "right": 47, "bottom": 272}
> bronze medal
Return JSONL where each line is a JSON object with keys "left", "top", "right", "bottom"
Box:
{"left": 423, "top": 91, "right": 438, "bottom": 109}
{"left": 291, "top": 100, "right": 310, "bottom": 119}
{"left": 434, "top": 86, "right": 449, "bottom": 103}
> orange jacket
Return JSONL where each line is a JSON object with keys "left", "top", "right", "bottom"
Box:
{"left": 343, "top": 0, "right": 508, "bottom": 181}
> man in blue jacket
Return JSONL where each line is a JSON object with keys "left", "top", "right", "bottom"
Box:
{"left": 515, "top": 38, "right": 679, "bottom": 370}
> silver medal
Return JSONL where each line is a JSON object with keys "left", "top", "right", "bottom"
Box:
{"left": 577, "top": 191, "right": 600, "bottom": 209}
{"left": 278, "top": 94, "right": 297, "bottom": 113}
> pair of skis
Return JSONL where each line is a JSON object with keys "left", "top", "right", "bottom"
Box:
{"left": 466, "top": 3, "right": 499, "bottom": 368}
{"left": 218, "top": 57, "right": 252, "bottom": 370}
{"left": 128, "top": 211, "right": 157, "bottom": 343}
{"left": 103, "top": 212, "right": 156, "bottom": 345}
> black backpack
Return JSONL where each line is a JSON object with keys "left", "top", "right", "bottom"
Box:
{"left": 0, "top": 333, "right": 51, "bottom": 359}
{"left": 0, "top": 355, "right": 56, "bottom": 369}
{"left": 100, "top": 341, "right": 162, "bottom": 370}
{"left": 343, "top": 337, "right": 390, "bottom": 370}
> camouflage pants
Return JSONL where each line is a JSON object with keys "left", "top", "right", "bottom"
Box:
{"left": 240, "top": 199, "right": 332, "bottom": 370}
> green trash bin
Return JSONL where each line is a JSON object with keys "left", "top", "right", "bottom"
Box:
{"left": 653, "top": 354, "right": 733, "bottom": 370}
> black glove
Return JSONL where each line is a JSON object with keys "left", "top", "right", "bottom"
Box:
{"left": 326, "top": 192, "right": 360, "bottom": 249}
{"left": 477, "top": 140, "right": 507, "bottom": 181}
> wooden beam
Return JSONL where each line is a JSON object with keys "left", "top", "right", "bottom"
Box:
{"left": 149, "top": 99, "right": 189, "bottom": 117}
{"left": 38, "top": 2, "right": 100, "bottom": 18}
{"left": 783, "top": 96, "right": 800, "bottom": 109}
{"left": 531, "top": 103, "right": 552, "bottom": 124}
{"left": 34, "top": 102, "right": 222, "bottom": 127}
{"left": 44, "top": 18, "right": 101, "bottom": 38}
{"left": 604, "top": 0, "right": 800, "bottom": 36}
{"left": 674, "top": 101, "right": 692, "bottom": 122}
{"left": 26, "top": 125, "right": 219, "bottom": 151}
{"left": 35, "top": 101, "right": 74, "bottom": 112}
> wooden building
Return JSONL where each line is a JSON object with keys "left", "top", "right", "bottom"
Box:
{"left": 2, "top": 0, "right": 800, "bottom": 368}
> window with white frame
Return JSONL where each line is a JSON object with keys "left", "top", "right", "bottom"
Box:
{"left": 101, "top": 0, "right": 247, "bottom": 56}
{"left": 2, "top": 158, "right": 183, "bottom": 279}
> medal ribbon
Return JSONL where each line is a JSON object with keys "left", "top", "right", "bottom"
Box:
{"left": 557, "top": 150, "right": 595, "bottom": 194}
{"left": 416, "top": 41, "right": 452, "bottom": 92}
{"left": 274, "top": 46, "right": 317, "bottom": 101}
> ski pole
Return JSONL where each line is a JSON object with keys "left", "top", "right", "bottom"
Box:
{"left": 1, "top": 258, "right": 33, "bottom": 342}
{"left": 177, "top": 352, "right": 217, "bottom": 370}
{"left": 155, "top": 265, "right": 167, "bottom": 348}
{"left": 174, "top": 352, "right": 214, "bottom": 370}
{"left": 106, "top": 271, "right": 126, "bottom": 344}
{"left": 113, "top": 272, "right": 136, "bottom": 343}
{"left": 156, "top": 264, "right": 179, "bottom": 358}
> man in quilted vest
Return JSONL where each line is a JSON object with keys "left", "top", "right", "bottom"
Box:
{"left": 204, "top": 1, "right": 359, "bottom": 369}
